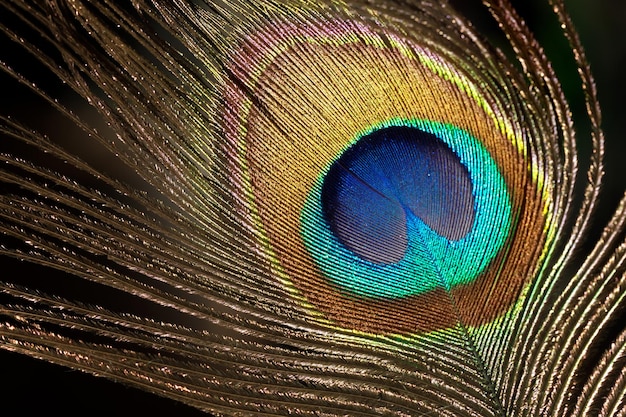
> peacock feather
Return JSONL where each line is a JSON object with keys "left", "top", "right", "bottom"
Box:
{"left": 1, "top": 0, "right": 625, "bottom": 415}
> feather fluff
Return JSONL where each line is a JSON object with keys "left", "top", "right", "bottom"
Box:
{"left": 1, "top": 0, "right": 625, "bottom": 416}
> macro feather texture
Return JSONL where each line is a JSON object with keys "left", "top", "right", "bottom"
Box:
{"left": 1, "top": 0, "right": 625, "bottom": 416}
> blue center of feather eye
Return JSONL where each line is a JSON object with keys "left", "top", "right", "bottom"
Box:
{"left": 300, "top": 119, "right": 511, "bottom": 300}
{"left": 320, "top": 126, "right": 475, "bottom": 264}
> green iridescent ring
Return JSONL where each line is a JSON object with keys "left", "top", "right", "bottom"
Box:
{"left": 300, "top": 119, "right": 512, "bottom": 299}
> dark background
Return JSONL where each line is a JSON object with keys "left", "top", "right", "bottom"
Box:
{"left": 1, "top": 0, "right": 624, "bottom": 415}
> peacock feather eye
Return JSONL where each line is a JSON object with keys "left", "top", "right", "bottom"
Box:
{"left": 303, "top": 120, "right": 510, "bottom": 298}
{"left": 225, "top": 17, "right": 552, "bottom": 334}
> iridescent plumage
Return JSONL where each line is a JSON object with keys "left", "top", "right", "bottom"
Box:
{"left": 1, "top": 0, "right": 625, "bottom": 416}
